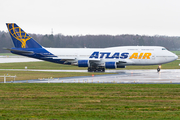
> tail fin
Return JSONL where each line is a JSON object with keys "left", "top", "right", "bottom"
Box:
{"left": 6, "top": 23, "right": 42, "bottom": 48}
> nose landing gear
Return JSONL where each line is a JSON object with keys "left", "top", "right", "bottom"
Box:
{"left": 157, "top": 65, "right": 161, "bottom": 72}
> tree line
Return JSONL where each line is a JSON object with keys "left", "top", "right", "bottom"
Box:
{"left": 0, "top": 31, "right": 180, "bottom": 53}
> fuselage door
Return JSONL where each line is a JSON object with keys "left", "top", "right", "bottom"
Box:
{"left": 152, "top": 53, "right": 155, "bottom": 60}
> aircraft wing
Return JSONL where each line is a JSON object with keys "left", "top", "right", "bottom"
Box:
{"left": 53, "top": 57, "right": 101, "bottom": 61}
{"left": 117, "top": 59, "right": 134, "bottom": 64}
{"left": 116, "top": 60, "right": 127, "bottom": 63}
{"left": 52, "top": 57, "right": 102, "bottom": 65}
{"left": 51, "top": 57, "right": 76, "bottom": 61}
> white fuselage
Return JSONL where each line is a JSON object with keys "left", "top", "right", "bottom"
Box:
{"left": 46, "top": 46, "right": 178, "bottom": 66}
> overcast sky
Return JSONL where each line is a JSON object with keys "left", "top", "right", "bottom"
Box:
{"left": 0, "top": 0, "right": 180, "bottom": 36}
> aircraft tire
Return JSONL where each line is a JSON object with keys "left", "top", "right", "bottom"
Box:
{"left": 88, "top": 67, "right": 105, "bottom": 72}
{"left": 97, "top": 68, "right": 102, "bottom": 72}
{"left": 157, "top": 68, "right": 160, "bottom": 72}
{"left": 97, "top": 68, "right": 105, "bottom": 72}
{"left": 88, "top": 68, "right": 92, "bottom": 72}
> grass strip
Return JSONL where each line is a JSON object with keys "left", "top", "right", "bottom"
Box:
{"left": 0, "top": 71, "right": 111, "bottom": 82}
{"left": 0, "top": 84, "right": 180, "bottom": 119}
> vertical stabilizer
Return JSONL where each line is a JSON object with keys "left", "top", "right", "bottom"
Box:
{"left": 6, "top": 23, "right": 42, "bottom": 48}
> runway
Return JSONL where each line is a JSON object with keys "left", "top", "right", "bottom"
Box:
{"left": 1, "top": 55, "right": 180, "bottom": 84}
{"left": 4, "top": 69, "right": 180, "bottom": 84}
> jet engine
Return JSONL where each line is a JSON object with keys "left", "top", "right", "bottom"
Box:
{"left": 78, "top": 60, "right": 90, "bottom": 67}
{"left": 105, "top": 62, "right": 117, "bottom": 69}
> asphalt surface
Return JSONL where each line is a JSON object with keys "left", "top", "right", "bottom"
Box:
{"left": 3, "top": 69, "right": 180, "bottom": 84}
{"left": 1, "top": 56, "right": 180, "bottom": 84}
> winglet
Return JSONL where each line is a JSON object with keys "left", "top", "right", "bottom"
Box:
{"left": 6, "top": 23, "right": 42, "bottom": 48}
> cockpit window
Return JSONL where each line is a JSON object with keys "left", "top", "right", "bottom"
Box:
{"left": 162, "top": 48, "right": 167, "bottom": 50}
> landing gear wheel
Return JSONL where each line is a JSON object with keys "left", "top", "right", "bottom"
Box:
{"left": 88, "top": 68, "right": 92, "bottom": 72}
{"left": 97, "top": 68, "right": 102, "bottom": 72}
{"left": 97, "top": 68, "right": 105, "bottom": 72}
{"left": 157, "top": 68, "right": 160, "bottom": 72}
{"left": 87, "top": 67, "right": 105, "bottom": 72}
{"left": 87, "top": 67, "right": 96, "bottom": 72}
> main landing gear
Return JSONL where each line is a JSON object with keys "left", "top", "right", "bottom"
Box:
{"left": 157, "top": 65, "right": 161, "bottom": 72}
{"left": 87, "top": 67, "right": 105, "bottom": 72}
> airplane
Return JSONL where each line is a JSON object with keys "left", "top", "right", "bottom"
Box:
{"left": 5, "top": 23, "right": 178, "bottom": 72}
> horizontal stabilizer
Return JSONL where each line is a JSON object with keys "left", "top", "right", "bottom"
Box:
{"left": 4, "top": 48, "right": 34, "bottom": 54}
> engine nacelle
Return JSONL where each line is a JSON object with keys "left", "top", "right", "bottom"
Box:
{"left": 105, "top": 62, "right": 117, "bottom": 69}
{"left": 78, "top": 60, "right": 90, "bottom": 67}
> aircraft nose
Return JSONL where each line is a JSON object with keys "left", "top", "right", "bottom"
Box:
{"left": 175, "top": 54, "right": 178, "bottom": 60}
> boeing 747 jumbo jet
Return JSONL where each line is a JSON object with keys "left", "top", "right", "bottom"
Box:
{"left": 5, "top": 23, "right": 178, "bottom": 72}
